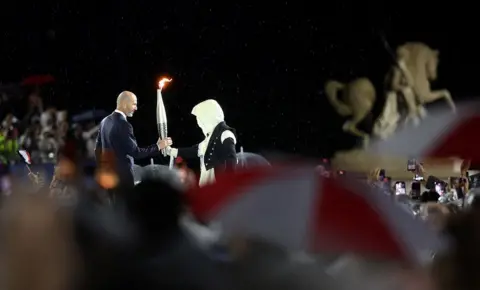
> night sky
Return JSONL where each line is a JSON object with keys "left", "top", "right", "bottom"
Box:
{"left": 0, "top": 2, "right": 478, "bottom": 163}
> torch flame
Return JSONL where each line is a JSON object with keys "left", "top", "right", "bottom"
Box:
{"left": 159, "top": 78, "right": 173, "bottom": 89}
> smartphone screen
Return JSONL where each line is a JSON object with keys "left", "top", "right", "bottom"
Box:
{"left": 395, "top": 181, "right": 406, "bottom": 195}
{"left": 411, "top": 181, "right": 421, "bottom": 198}
{"left": 407, "top": 159, "right": 417, "bottom": 172}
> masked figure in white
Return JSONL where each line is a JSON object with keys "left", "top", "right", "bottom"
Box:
{"left": 167, "top": 99, "right": 237, "bottom": 187}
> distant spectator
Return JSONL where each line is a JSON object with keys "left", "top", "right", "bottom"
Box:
{"left": 2, "top": 114, "right": 19, "bottom": 135}
{"left": 0, "top": 114, "right": 19, "bottom": 164}
{"left": 22, "top": 92, "right": 43, "bottom": 127}
{"left": 40, "top": 106, "right": 57, "bottom": 132}
{"left": 38, "top": 129, "right": 59, "bottom": 163}
{"left": 56, "top": 110, "right": 67, "bottom": 126}
{"left": 0, "top": 87, "right": 109, "bottom": 167}
{"left": 421, "top": 187, "right": 440, "bottom": 203}
{"left": 71, "top": 123, "right": 99, "bottom": 160}
{"left": 56, "top": 120, "right": 69, "bottom": 147}
{"left": 18, "top": 124, "right": 41, "bottom": 163}
{"left": 72, "top": 125, "right": 87, "bottom": 158}
{"left": 0, "top": 93, "right": 13, "bottom": 121}
{"left": 49, "top": 165, "right": 77, "bottom": 203}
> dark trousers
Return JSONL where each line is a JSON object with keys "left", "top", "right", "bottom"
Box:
{"left": 108, "top": 172, "right": 134, "bottom": 208}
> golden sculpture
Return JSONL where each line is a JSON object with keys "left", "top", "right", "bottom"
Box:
{"left": 398, "top": 42, "right": 455, "bottom": 115}
{"left": 326, "top": 42, "right": 454, "bottom": 144}
{"left": 328, "top": 43, "right": 462, "bottom": 181}
{"left": 324, "top": 78, "right": 376, "bottom": 145}
{"left": 375, "top": 43, "right": 455, "bottom": 139}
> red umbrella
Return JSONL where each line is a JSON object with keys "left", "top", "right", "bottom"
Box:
{"left": 368, "top": 102, "right": 480, "bottom": 162}
{"left": 186, "top": 165, "right": 445, "bottom": 265}
{"left": 21, "top": 74, "right": 55, "bottom": 86}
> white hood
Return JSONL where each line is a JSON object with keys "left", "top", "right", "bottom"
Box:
{"left": 191, "top": 99, "right": 224, "bottom": 136}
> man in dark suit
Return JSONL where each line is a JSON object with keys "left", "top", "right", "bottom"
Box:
{"left": 95, "top": 91, "right": 172, "bottom": 203}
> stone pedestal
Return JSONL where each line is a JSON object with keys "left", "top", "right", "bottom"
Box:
{"left": 332, "top": 149, "right": 463, "bottom": 180}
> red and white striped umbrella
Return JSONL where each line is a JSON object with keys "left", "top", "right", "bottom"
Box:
{"left": 368, "top": 103, "right": 480, "bottom": 162}
{"left": 186, "top": 165, "right": 445, "bottom": 265}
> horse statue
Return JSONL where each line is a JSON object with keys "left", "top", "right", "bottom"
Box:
{"left": 324, "top": 78, "right": 376, "bottom": 147}
{"left": 325, "top": 42, "right": 454, "bottom": 145}
{"left": 375, "top": 43, "right": 455, "bottom": 139}
{"left": 399, "top": 42, "right": 455, "bottom": 116}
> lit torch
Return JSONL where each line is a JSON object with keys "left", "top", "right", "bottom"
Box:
{"left": 156, "top": 77, "right": 175, "bottom": 169}
{"left": 159, "top": 78, "right": 172, "bottom": 91}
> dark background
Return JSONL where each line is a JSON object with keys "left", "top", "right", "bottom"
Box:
{"left": 0, "top": 2, "right": 477, "bottom": 164}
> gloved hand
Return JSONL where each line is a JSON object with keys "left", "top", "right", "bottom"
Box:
{"left": 165, "top": 146, "right": 178, "bottom": 157}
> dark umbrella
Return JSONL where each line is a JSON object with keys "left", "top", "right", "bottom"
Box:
{"left": 133, "top": 164, "right": 184, "bottom": 191}
{"left": 0, "top": 83, "right": 22, "bottom": 95}
{"left": 236, "top": 152, "right": 271, "bottom": 169}
{"left": 21, "top": 74, "right": 55, "bottom": 86}
{"left": 72, "top": 109, "right": 108, "bottom": 123}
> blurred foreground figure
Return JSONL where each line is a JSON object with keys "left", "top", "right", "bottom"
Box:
{"left": 419, "top": 203, "right": 451, "bottom": 232}
{"left": 1, "top": 191, "right": 77, "bottom": 290}
{"left": 175, "top": 157, "right": 198, "bottom": 188}
{"left": 326, "top": 253, "right": 436, "bottom": 290}
{"left": 432, "top": 208, "right": 480, "bottom": 290}
{"left": 225, "top": 238, "right": 341, "bottom": 290}
{"left": 124, "top": 169, "right": 233, "bottom": 290}
{"left": 166, "top": 99, "right": 237, "bottom": 187}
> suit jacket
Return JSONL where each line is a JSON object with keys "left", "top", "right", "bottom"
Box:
{"left": 95, "top": 112, "right": 159, "bottom": 184}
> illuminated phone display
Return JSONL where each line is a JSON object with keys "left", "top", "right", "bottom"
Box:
{"left": 407, "top": 159, "right": 417, "bottom": 171}
{"left": 395, "top": 181, "right": 406, "bottom": 195}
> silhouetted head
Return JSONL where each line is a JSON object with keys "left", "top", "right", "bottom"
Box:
{"left": 116, "top": 91, "right": 137, "bottom": 117}
{"left": 127, "top": 166, "right": 185, "bottom": 237}
{"left": 433, "top": 208, "right": 480, "bottom": 290}
{"left": 465, "top": 189, "right": 480, "bottom": 209}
